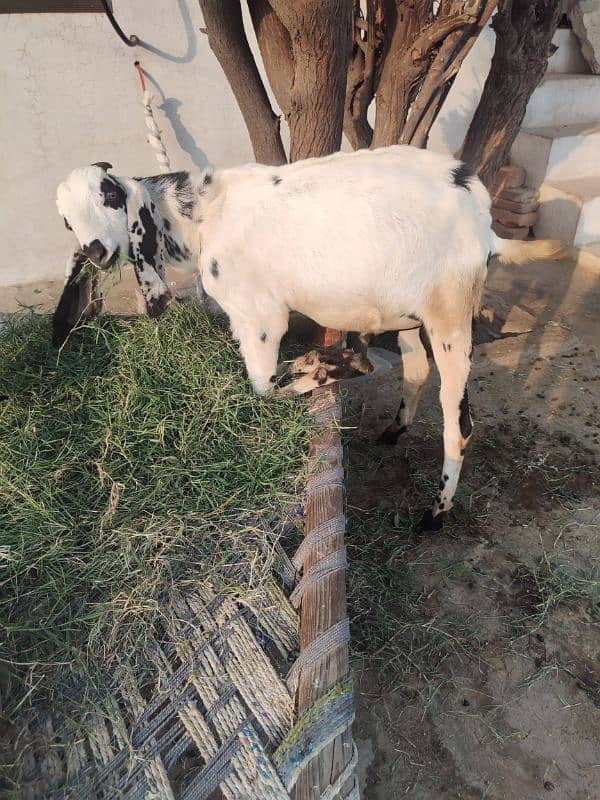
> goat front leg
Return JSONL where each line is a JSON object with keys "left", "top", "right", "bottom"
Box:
{"left": 380, "top": 326, "right": 430, "bottom": 445}
{"left": 230, "top": 311, "right": 288, "bottom": 396}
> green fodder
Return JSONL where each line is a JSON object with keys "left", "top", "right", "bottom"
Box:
{"left": 0, "top": 305, "right": 312, "bottom": 717}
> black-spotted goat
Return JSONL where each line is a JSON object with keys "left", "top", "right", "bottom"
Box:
{"left": 55, "top": 148, "right": 565, "bottom": 529}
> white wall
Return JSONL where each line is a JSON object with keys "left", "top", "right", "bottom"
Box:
{"left": 428, "top": 24, "right": 496, "bottom": 155}
{"left": 0, "top": 2, "right": 496, "bottom": 288}
{"left": 0, "top": 1, "right": 263, "bottom": 286}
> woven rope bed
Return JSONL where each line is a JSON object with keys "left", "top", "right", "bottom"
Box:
{"left": 16, "top": 387, "right": 357, "bottom": 800}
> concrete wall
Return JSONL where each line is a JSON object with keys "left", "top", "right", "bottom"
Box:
{"left": 1, "top": 2, "right": 261, "bottom": 286}
{"left": 1, "top": 3, "right": 496, "bottom": 288}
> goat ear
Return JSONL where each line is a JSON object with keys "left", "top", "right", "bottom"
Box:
{"left": 92, "top": 161, "right": 113, "bottom": 171}
{"left": 52, "top": 253, "right": 103, "bottom": 346}
{"left": 124, "top": 180, "right": 172, "bottom": 318}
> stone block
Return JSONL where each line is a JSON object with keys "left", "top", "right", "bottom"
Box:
{"left": 492, "top": 220, "right": 529, "bottom": 239}
{"left": 492, "top": 207, "right": 538, "bottom": 228}
{"left": 494, "top": 195, "right": 539, "bottom": 214}
{"left": 572, "top": 0, "right": 600, "bottom": 74}
{"left": 493, "top": 165, "right": 526, "bottom": 192}
{"left": 493, "top": 186, "right": 539, "bottom": 204}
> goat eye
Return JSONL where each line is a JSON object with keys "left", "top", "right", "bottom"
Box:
{"left": 105, "top": 191, "right": 118, "bottom": 202}
{"left": 64, "top": 218, "right": 72, "bottom": 231}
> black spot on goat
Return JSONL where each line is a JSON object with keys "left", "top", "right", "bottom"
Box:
{"left": 138, "top": 206, "right": 158, "bottom": 268}
{"left": 451, "top": 162, "right": 473, "bottom": 192}
{"left": 164, "top": 233, "right": 190, "bottom": 263}
{"left": 100, "top": 177, "right": 127, "bottom": 210}
{"left": 458, "top": 387, "right": 473, "bottom": 440}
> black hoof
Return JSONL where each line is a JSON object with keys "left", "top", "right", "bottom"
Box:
{"left": 378, "top": 425, "right": 407, "bottom": 446}
{"left": 146, "top": 289, "right": 173, "bottom": 318}
{"left": 419, "top": 509, "right": 445, "bottom": 533}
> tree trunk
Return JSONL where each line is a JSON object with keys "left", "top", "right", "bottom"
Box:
{"left": 248, "top": 0, "right": 294, "bottom": 118}
{"left": 199, "top": 0, "right": 287, "bottom": 166}
{"left": 460, "top": 0, "right": 562, "bottom": 188}
{"left": 269, "top": 0, "right": 354, "bottom": 161}
{"left": 248, "top": 0, "right": 352, "bottom": 345}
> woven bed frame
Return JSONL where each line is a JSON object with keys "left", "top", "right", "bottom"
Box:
{"left": 18, "top": 386, "right": 357, "bottom": 800}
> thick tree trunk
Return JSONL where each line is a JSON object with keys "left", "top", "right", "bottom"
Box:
{"left": 199, "top": 0, "right": 287, "bottom": 166}
{"left": 460, "top": 0, "right": 562, "bottom": 188}
{"left": 269, "top": 0, "right": 353, "bottom": 161}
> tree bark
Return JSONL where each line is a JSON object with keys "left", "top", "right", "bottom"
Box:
{"left": 372, "top": 2, "right": 484, "bottom": 148}
{"left": 199, "top": 0, "right": 287, "bottom": 166}
{"left": 268, "top": 0, "right": 353, "bottom": 160}
{"left": 401, "top": 0, "right": 496, "bottom": 148}
{"left": 460, "top": 0, "right": 562, "bottom": 188}
{"left": 343, "top": 0, "right": 383, "bottom": 150}
{"left": 248, "top": 0, "right": 294, "bottom": 118}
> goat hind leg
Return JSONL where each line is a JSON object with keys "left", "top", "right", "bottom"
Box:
{"left": 420, "top": 317, "right": 473, "bottom": 532}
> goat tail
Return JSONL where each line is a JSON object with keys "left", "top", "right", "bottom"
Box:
{"left": 491, "top": 235, "right": 567, "bottom": 265}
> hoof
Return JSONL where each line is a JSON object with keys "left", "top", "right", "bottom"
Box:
{"left": 146, "top": 289, "right": 173, "bottom": 318}
{"left": 419, "top": 508, "right": 445, "bottom": 533}
{"left": 378, "top": 424, "right": 407, "bottom": 446}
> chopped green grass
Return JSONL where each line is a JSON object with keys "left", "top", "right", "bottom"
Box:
{"left": 0, "top": 305, "right": 312, "bottom": 717}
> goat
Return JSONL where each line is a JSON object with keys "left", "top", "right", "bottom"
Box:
{"left": 55, "top": 148, "right": 565, "bottom": 529}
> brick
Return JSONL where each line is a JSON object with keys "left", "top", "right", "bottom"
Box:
{"left": 493, "top": 165, "right": 526, "bottom": 191}
{"left": 492, "top": 206, "right": 538, "bottom": 228}
{"left": 493, "top": 195, "right": 539, "bottom": 214}
{"left": 492, "top": 220, "right": 529, "bottom": 239}
{"left": 492, "top": 186, "right": 539, "bottom": 204}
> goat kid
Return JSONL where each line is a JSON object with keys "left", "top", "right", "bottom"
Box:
{"left": 56, "top": 148, "right": 565, "bottom": 529}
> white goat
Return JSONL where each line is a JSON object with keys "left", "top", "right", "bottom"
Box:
{"left": 55, "top": 147, "right": 564, "bottom": 529}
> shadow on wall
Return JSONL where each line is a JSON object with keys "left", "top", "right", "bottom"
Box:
{"left": 433, "top": 83, "right": 483, "bottom": 156}
{"left": 137, "top": 0, "right": 197, "bottom": 64}
{"left": 534, "top": 195, "right": 583, "bottom": 248}
{"left": 139, "top": 68, "right": 209, "bottom": 171}
{"left": 160, "top": 98, "right": 209, "bottom": 170}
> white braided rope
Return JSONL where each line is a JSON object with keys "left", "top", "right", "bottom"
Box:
{"left": 142, "top": 89, "right": 171, "bottom": 174}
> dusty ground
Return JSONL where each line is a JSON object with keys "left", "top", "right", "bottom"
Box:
{"left": 343, "top": 256, "right": 600, "bottom": 800}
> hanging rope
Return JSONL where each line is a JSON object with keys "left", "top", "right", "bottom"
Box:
{"left": 135, "top": 61, "right": 171, "bottom": 174}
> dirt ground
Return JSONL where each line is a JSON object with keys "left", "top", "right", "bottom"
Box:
{"left": 343, "top": 256, "right": 600, "bottom": 800}
{"left": 3, "top": 253, "right": 597, "bottom": 799}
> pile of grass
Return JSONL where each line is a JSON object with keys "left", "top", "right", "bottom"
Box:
{"left": 0, "top": 304, "right": 312, "bottom": 718}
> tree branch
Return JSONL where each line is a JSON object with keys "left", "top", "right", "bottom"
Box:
{"left": 199, "top": 0, "right": 287, "bottom": 166}
{"left": 460, "top": 0, "right": 562, "bottom": 187}
{"left": 401, "top": 0, "right": 496, "bottom": 147}
{"left": 343, "top": 0, "right": 382, "bottom": 150}
{"left": 372, "top": 3, "right": 476, "bottom": 148}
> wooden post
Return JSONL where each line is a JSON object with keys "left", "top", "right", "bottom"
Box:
{"left": 293, "top": 386, "right": 356, "bottom": 799}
